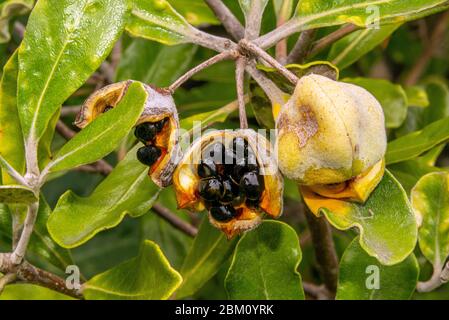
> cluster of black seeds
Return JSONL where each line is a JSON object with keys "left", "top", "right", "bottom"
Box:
{"left": 134, "top": 118, "right": 168, "bottom": 166}
{"left": 197, "top": 137, "right": 264, "bottom": 222}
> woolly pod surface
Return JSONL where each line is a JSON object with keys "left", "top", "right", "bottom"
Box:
{"left": 75, "top": 80, "right": 181, "bottom": 187}
{"left": 173, "top": 130, "right": 283, "bottom": 238}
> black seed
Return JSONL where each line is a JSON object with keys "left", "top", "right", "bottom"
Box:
{"left": 103, "top": 105, "right": 113, "bottom": 113}
{"left": 135, "top": 122, "right": 158, "bottom": 142}
{"left": 137, "top": 145, "right": 161, "bottom": 166}
{"left": 210, "top": 205, "right": 237, "bottom": 222}
{"left": 204, "top": 142, "right": 225, "bottom": 164}
{"left": 232, "top": 195, "right": 245, "bottom": 207}
{"left": 199, "top": 178, "right": 223, "bottom": 201}
{"left": 245, "top": 198, "right": 259, "bottom": 208}
{"left": 197, "top": 158, "right": 217, "bottom": 178}
{"left": 232, "top": 137, "right": 249, "bottom": 159}
{"left": 221, "top": 179, "right": 236, "bottom": 204}
{"left": 240, "top": 171, "right": 264, "bottom": 200}
{"left": 154, "top": 118, "right": 167, "bottom": 132}
{"left": 203, "top": 200, "right": 220, "bottom": 210}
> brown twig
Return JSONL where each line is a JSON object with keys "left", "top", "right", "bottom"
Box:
{"left": 236, "top": 57, "right": 248, "bottom": 129}
{"left": 152, "top": 204, "right": 198, "bottom": 238}
{"left": 303, "top": 205, "right": 339, "bottom": 296}
{"left": 60, "top": 105, "right": 81, "bottom": 117}
{"left": 309, "top": 24, "right": 360, "bottom": 57}
{"left": 168, "top": 50, "right": 238, "bottom": 93}
{"left": 302, "top": 281, "right": 332, "bottom": 300}
{"left": 0, "top": 253, "right": 82, "bottom": 299}
{"left": 239, "top": 39, "right": 298, "bottom": 85}
{"left": 204, "top": 0, "right": 245, "bottom": 40}
{"left": 404, "top": 10, "right": 449, "bottom": 86}
{"left": 287, "top": 30, "right": 317, "bottom": 64}
{"left": 11, "top": 203, "right": 38, "bottom": 265}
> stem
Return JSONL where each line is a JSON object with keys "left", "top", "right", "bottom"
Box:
{"left": 152, "top": 204, "right": 198, "bottom": 238}
{"left": 254, "top": 18, "right": 301, "bottom": 49}
{"left": 11, "top": 202, "right": 39, "bottom": 265}
{"left": 0, "top": 273, "right": 17, "bottom": 294}
{"left": 303, "top": 205, "right": 339, "bottom": 295}
{"left": 417, "top": 261, "right": 449, "bottom": 293}
{"left": 60, "top": 105, "right": 81, "bottom": 117}
{"left": 239, "top": 39, "right": 299, "bottom": 85}
{"left": 236, "top": 57, "right": 248, "bottom": 129}
{"left": 303, "top": 281, "right": 332, "bottom": 300}
{"left": 308, "top": 24, "right": 359, "bottom": 57}
{"left": 404, "top": 10, "right": 449, "bottom": 86}
{"left": 168, "top": 50, "right": 238, "bottom": 93}
{"left": 204, "top": 0, "right": 245, "bottom": 40}
{"left": 244, "top": 1, "right": 266, "bottom": 40}
{"left": 275, "top": 17, "right": 291, "bottom": 64}
{"left": 287, "top": 29, "right": 316, "bottom": 64}
{"left": 0, "top": 154, "right": 28, "bottom": 186}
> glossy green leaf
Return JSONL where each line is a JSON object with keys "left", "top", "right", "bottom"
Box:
{"left": 406, "top": 86, "right": 430, "bottom": 108}
{"left": 176, "top": 217, "right": 237, "bottom": 299}
{"left": 127, "top": 0, "right": 197, "bottom": 45}
{"left": 387, "top": 116, "right": 449, "bottom": 164}
{"left": 0, "top": 284, "right": 74, "bottom": 300}
{"left": 411, "top": 172, "right": 449, "bottom": 269}
{"left": 225, "top": 221, "right": 305, "bottom": 300}
{"left": 0, "top": 51, "right": 24, "bottom": 184}
{"left": 343, "top": 77, "right": 408, "bottom": 128}
{"left": 83, "top": 240, "right": 182, "bottom": 300}
{"left": 0, "top": 203, "right": 12, "bottom": 237}
{"left": 170, "top": 0, "right": 219, "bottom": 26}
{"left": 116, "top": 39, "right": 197, "bottom": 86}
{"left": 47, "top": 144, "right": 160, "bottom": 249}
{"left": 17, "top": 0, "right": 127, "bottom": 143}
{"left": 28, "top": 197, "right": 73, "bottom": 271}
{"left": 47, "top": 82, "right": 148, "bottom": 173}
{"left": 0, "top": 0, "right": 34, "bottom": 43}
{"left": 0, "top": 185, "right": 37, "bottom": 204}
{"left": 293, "top": 0, "right": 449, "bottom": 30}
{"left": 329, "top": 24, "right": 400, "bottom": 69}
{"left": 318, "top": 171, "right": 417, "bottom": 265}
{"left": 336, "top": 238, "right": 419, "bottom": 300}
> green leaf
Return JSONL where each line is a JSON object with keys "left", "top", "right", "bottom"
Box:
{"left": 343, "top": 77, "right": 408, "bottom": 128}
{"left": 47, "top": 144, "right": 160, "bottom": 248}
{"left": 0, "top": 0, "right": 34, "bottom": 44}
{"left": 0, "top": 203, "right": 12, "bottom": 237}
{"left": 329, "top": 24, "right": 400, "bottom": 70}
{"left": 411, "top": 172, "right": 449, "bottom": 269}
{"left": 336, "top": 238, "right": 419, "bottom": 300}
{"left": 169, "top": 0, "right": 219, "bottom": 26}
{"left": 320, "top": 171, "right": 417, "bottom": 265}
{"left": 0, "top": 51, "right": 24, "bottom": 184}
{"left": 83, "top": 240, "right": 182, "bottom": 300}
{"left": 406, "top": 86, "right": 430, "bottom": 108}
{"left": 387, "top": 116, "right": 449, "bottom": 164}
{"left": 273, "top": 0, "right": 293, "bottom": 22}
{"left": 28, "top": 197, "right": 73, "bottom": 271}
{"left": 127, "top": 0, "right": 197, "bottom": 45}
{"left": 0, "top": 185, "right": 37, "bottom": 204}
{"left": 116, "top": 39, "right": 197, "bottom": 86}
{"left": 17, "top": 0, "right": 127, "bottom": 143}
{"left": 294, "top": 0, "right": 449, "bottom": 30}
{"left": 225, "top": 221, "right": 305, "bottom": 300}
{"left": 47, "top": 82, "right": 148, "bottom": 173}
{"left": 176, "top": 217, "right": 237, "bottom": 299}
{"left": 0, "top": 284, "right": 74, "bottom": 300}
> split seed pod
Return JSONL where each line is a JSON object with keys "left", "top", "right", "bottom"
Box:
{"left": 276, "top": 74, "right": 387, "bottom": 185}
{"left": 173, "top": 130, "right": 283, "bottom": 238}
{"left": 75, "top": 80, "right": 181, "bottom": 187}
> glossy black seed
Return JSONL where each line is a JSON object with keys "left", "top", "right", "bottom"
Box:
{"left": 232, "top": 195, "right": 245, "bottom": 207}
{"left": 203, "top": 199, "right": 220, "bottom": 210}
{"left": 240, "top": 171, "right": 264, "bottom": 200}
{"left": 198, "top": 158, "right": 217, "bottom": 178}
{"left": 199, "top": 178, "right": 223, "bottom": 201}
{"left": 135, "top": 122, "right": 158, "bottom": 142}
{"left": 204, "top": 142, "right": 226, "bottom": 164}
{"left": 103, "top": 105, "right": 113, "bottom": 113}
{"left": 210, "top": 205, "right": 237, "bottom": 222}
{"left": 221, "top": 179, "right": 237, "bottom": 204}
{"left": 245, "top": 198, "right": 259, "bottom": 208}
{"left": 154, "top": 118, "right": 167, "bottom": 132}
{"left": 136, "top": 145, "right": 161, "bottom": 166}
{"left": 232, "top": 137, "right": 249, "bottom": 159}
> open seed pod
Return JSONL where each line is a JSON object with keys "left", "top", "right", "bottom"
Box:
{"left": 173, "top": 130, "right": 283, "bottom": 238}
{"left": 276, "top": 74, "right": 386, "bottom": 195}
{"left": 75, "top": 80, "right": 181, "bottom": 187}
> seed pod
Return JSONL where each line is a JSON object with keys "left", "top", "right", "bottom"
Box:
{"left": 75, "top": 80, "right": 181, "bottom": 187}
{"left": 173, "top": 130, "right": 283, "bottom": 238}
{"left": 276, "top": 74, "right": 387, "bottom": 186}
